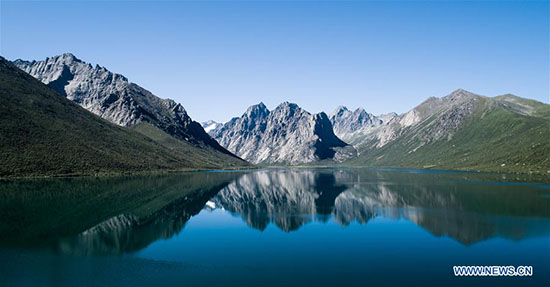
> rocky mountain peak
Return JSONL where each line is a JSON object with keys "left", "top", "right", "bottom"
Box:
{"left": 270, "top": 102, "right": 307, "bottom": 123}
{"left": 275, "top": 101, "right": 300, "bottom": 112}
{"left": 333, "top": 106, "right": 349, "bottom": 116}
{"left": 36, "top": 52, "right": 81, "bottom": 66}
{"left": 211, "top": 102, "right": 352, "bottom": 164}
{"left": 329, "top": 105, "right": 387, "bottom": 142}
{"left": 446, "top": 88, "right": 479, "bottom": 102}
{"left": 58, "top": 52, "right": 79, "bottom": 62}
{"left": 245, "top": 102, "right": 270, "bottom": 119}
{"left": 13, "top": 53, "right": 237, "bottom": 157}
{"left": 449, "top": 88, "right": 469, "bottom": 95}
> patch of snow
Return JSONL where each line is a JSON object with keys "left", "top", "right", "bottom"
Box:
{"left": 204, "top": 123, "right": 218, "bottom": 133}
{"left": 205, "top": 201, "right": 216, "bottom": 209}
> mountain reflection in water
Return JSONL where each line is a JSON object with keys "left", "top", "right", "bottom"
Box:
{"left": 1, "top": 168, "right": 549, "bottom": 256}
{"left": 212, "top": 169, "right": 550, "bottom": 244}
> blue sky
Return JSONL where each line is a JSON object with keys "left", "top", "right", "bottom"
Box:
{"left": 1, "top": 0, "right": 548, "bottom": 122}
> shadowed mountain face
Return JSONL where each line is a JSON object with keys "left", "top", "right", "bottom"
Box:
{"left": 13, "top": 53, "right": 237, "bottom": 157}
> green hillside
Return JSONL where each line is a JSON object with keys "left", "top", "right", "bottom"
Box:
{"left": 0, "top": 57, "right": 247, "bottom": 177}
{"left": 349, "top": 96, "right": 550, "bottom": 174}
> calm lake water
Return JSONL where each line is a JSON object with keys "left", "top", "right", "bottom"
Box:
{"left": 1, "top": 168, "right": 549, "bottom": 287}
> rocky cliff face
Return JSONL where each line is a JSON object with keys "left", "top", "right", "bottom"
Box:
{"left": 211, "top": 102, "right": 353, "bottom": 164}
{"left": 329, "top": 106, "right": 397, "bottom": 142}
{"left": 13, "top": 53, "right": 234, "bottom": 155}
{"left": 339, "top": 89, "right": 482, "bottom": 152}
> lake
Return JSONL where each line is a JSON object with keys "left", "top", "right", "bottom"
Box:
{"left": 1, "top": 168, "right": 549, "bottom": 286}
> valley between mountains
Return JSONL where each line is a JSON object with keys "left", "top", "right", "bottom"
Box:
{"left": 2, "top": 53, "right": 548, "bottom": 177}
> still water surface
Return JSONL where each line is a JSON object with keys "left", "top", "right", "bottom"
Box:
{"left": 1, "top": 168, "right": 549, "bottom": 286}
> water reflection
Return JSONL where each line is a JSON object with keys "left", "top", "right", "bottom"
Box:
{"left": 211, "top": 171, "right": 348, "bottom": 231}
{"left": 55, "top": 184, "right": 221, "bottom": 256}
{"left": 0, "top": 171, "right": 243, "bottom": 254}
{"left": 212, "top": 169, "right": 550, "bottom": 244}
{"left": 1, "top": 168, "right": 549, "bottom": 256}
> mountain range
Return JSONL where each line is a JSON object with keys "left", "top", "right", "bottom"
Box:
{"left": 209, "top": 102, "right": 355, "bottom": 164}
{"left": 206, "top": 90, "right": 549, "bottom": 172}
{"left": 3, "top": 52, "right": 548, "bottom": 175}
{"left": 348, "top": 89, "right": 550, "bottom": 173}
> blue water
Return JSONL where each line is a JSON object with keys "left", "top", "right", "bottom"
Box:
{"left": 1, "top": 168, "right": 549, "bottom": 286}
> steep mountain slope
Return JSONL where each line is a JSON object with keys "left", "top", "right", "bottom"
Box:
{"left": 211, "top": 102, "right": 353, "bottom": 164}
{"left": 0, "top": 57, "right": 245, "bottom": 177}
{"left": 13, "top": 53, "right": 235, "bottom": 157}
{"left": 348, "top": 89, "right": 550, "bottom": 173}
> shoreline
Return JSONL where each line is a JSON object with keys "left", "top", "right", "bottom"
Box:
{"left": 0, "top": 165, "right": 257, "bottom": 180}
{"left": 2, "top": 164, "right": 548, "bottom": 181}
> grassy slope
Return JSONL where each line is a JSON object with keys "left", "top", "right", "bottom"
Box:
{"left": 349, "top": 97, "right": 550, "bottom": 173}
{"left": 132, "top": 122, "right": 247, "bottom": 168}
{"left": 0, "top": 57, "right": 246, "bottom": 177}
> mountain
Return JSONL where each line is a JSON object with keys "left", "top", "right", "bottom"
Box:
{"left": 0, "top": 56, "right": 245, "bottom": 177}
{"left": 210, "top": 102, "right": 354, "bottom": 164}
{"left": 329, "top": 106, "right": 397, "bottom": 142}
{"left": 201, "top": 120, "right": 222, "bottom": 133}
{"left": 13, "top": 53, "right": 236, "bottom": 157}
{"left": 347, "top": 89, "right": 550, "bottom": 173}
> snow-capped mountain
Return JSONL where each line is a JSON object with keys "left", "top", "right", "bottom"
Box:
{"left": 13, "top": 53, "right": 234, "bottom": 155}
{"left": 201, "top": 120, "right": 222, "bottom": 133}
{"left": 210, "top": 102, "right": 355, "bottom": 164}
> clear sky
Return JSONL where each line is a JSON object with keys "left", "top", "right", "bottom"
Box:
{"left": 1, "top": 0, "right": 548, "bottom": 123}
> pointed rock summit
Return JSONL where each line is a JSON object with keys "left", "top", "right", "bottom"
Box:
{"left": 245, "top": 102, "right": 270, "bottom": 119}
